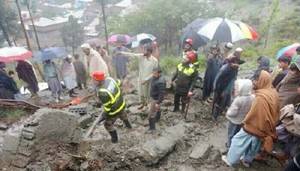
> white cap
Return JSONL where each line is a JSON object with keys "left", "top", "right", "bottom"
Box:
{"left": 65, "top": 54, "right": 72, "bottom": 59}
{"left": 225, "top": 42, "right": 233, "bottom": 49}
{"left": 235, "top": 47, "right": 243, "bottom": 52}
{"left": 81, "top": 43, "right": 91, "bottom": 49}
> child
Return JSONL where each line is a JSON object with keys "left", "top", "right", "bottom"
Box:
{"left": 226, "top": 79, "right": 254, "bottom": 148}
{"left": 272, "top": 56, "right": 291, "bottom": 88}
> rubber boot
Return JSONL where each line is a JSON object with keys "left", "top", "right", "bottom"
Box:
{"left": 149, "top": 118, "right": 156, "bottom": 130}
{"left": 123, "top": 120, "right": 132, "bottom": 129}
{"left": 109, "top": 130, "right": 118, "bottom": 143}
{"left": 155, "top": 111, "right": 161, "bottom": 122}
{"left": 69, "top": 89, "right": 76, "bottom": 97}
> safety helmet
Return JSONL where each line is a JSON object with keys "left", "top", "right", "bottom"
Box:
{"left": 185, "top": 38, "right": 193, "bottom": 45}
{"left": 186, "top": 51, "right": 197, "bottom": 63}
{"left": 91, "top": 71, "right": 105, "bottom": 81}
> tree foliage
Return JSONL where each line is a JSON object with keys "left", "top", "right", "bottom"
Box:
{"left": 0, "top": 1, "right": 21, "bottom": 46}
{"left": 61, "top": 16, "right": 84, "bottom": 54}
{"left": 108, "top": 0, "right": 222, "bottom": 54}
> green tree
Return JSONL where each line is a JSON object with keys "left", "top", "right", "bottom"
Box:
{"left": 0, "top": 1, "right": 21, "bottom": 46}
{"left": 108, "top": 0, "right": 221, "bottom": 54}
{"left": 61, "top": 16, "right": 84, "bottom": 54}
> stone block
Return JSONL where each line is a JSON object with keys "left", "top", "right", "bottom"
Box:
{"left": 189, "top": 143, "right": 211, "bottom": 160}
{"left": 141, "top": 123, "right": 186, "bottom": 165}
{"left": 11, "top": 154, "right": 30, "bottom": 168}
{"left": 22, "top": 131, "right": 35, "bottom": 140}
{"left": 2, "top": 132, "right": 21, "bottom": 153}
{"left": 17, "top": 145, "right": 33, "bottom": 157}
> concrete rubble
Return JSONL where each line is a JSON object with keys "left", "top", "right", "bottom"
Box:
{"left": 0, "top": 108, "right": 82, "bottom": 170}
{"left": 140, "top": 123, "right": 186, "bottom": 165}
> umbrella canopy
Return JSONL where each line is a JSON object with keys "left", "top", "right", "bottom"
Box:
{"left": 182, "top": 18, "right": 209, "bottom": 49}
{"left": 234, "top": 21, "right": 259, "bottom": 40}
{"left": 33, "top": 47, "right": 68, "bottom": 61}
{"left": 197, "top": 17, "right": 254, "bottom": 43}
{"left": 131, "top": 33, "right": 156, "bottom": 48}
{"left": 276, "top": 43, "right": 300, "bottom": 59}
{"left": 108, "top": 34, "right": 131, "bottom": 45}
{"left": 0, "top": 47, "right": 32, "bottom": 63}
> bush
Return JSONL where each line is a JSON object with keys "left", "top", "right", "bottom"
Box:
{"left": 159, "top": 55, "right": 181, "bottom": 74}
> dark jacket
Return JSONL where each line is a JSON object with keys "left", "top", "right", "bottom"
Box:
{"left": 0, "top": 69, "right": 18, "bottom": 99}
{"left": 172, "top": 63, "right": 198, "bottom": 95}
{"left": 16, "top": 61, "right": 39, "bottom": 93}
{"left": 272, "top": 69, "right": 288, "bottom": 87}
{"left": 150, "top": 75, "right": 166, "bottom": 104}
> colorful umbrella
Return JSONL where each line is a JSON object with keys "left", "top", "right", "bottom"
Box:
{"left": 234, "top": 21, "right": 259, "bottom": 40}
{"left": 276, "top": 43, "right": 300, "bottom": 59}
{"left": 196, "top": 17, "right": 256, "bottom": 43}
{"left": 131, "top": 33, "right": 156, "bottom": 48}
{"left": 0, "top": 47, "right": 32, "bottom": 63}
{"left": 33, "top": 47, "right": 67, "bottom": 61}
{"left": 108, "top": 34, "right": 131, "bottom": 45}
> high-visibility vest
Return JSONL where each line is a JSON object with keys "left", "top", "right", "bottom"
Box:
{"left": 177, "top": 63, "right": 195, "bottom": 76}
{"left": 98, "top": 77, "right": 125, "bottom": 116}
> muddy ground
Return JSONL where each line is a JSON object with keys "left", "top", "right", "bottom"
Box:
{"left": 18, "top": 92, "right": 283, "bottom": 171}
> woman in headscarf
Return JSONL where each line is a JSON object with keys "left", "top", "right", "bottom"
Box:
{"left": 16, "top": 60, "right": 39, "bottom": 97}
{"left": 0, "top": 62, "right": 19, "bottom": 99}
{"left": 222, "top": 70, "right": 280, "bottom": 167}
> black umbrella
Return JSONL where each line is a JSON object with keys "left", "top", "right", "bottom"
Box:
{"left": 182, "top": 18, "right": 209, "bottom": 50}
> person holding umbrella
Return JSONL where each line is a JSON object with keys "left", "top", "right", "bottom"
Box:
{"left": 15, "top": 60, "right": 39, "bottom": 98}
{"left": 43, "top": 59, "right": 63, "bottom": 102}
{"left": 0, "top": 62, "right": 19, "bottom": 99}
{"left": 112, "top": 43, "right": 130, "bottom": 80}
{"left": 61, "top": 55, "right": 78, "bottom": 97}
{"left": 202, "top": 45, "right": 223, "bottom": 102}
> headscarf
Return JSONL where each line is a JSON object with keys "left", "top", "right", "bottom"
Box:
{"left": 243, "top": 71, "right": 279, "bottom": 153}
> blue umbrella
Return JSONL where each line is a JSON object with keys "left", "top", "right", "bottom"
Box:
{"left": 33, "top": 47, "right": 68, "bottom": 61}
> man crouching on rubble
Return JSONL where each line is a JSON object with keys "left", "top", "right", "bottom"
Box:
{"left": 91, "top": 71, "right": 132, "bottom": 143}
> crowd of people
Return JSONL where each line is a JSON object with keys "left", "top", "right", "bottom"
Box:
{"left": 1, "top": 37, "right": 300, "bottom": 169}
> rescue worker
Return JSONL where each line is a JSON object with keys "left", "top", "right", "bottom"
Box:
{"left": 172, "top": 51, "right": 198, "bottom": 113}
{"left": 148, "top": 66, "right": 166, "bottom": 132}
{"left": 182, "top": 38, "right": 196, "bottom": 58}
{"left": 91, "top": 71, "right": 132, "bottom": 143}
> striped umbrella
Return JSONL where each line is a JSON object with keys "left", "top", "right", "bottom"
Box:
{"left": 276, "top": 43, "right": 300, "bottom": 59}
{"left": 234, "top": 21, "right": 259, "bottom": 40}
{"left": 0, "top": 47, "right": 32, "bottom": 63}
{"left": 131, "top": 33, "right": 156, "bottom": 48}
{"left": 197, "top": 17, "right": 258, "bottom": 43}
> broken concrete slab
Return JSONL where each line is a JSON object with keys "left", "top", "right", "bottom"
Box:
{"left": 189, "top": 142, "right": 211, "bottom": 160}
{"left": 11, "top": 154, "right": 31, "bottom": 168}
{"left": 78, "top": 114, "right": 93, "bottom": 129}
{"left": 140, "top": 122, "right": 186, "bottom": 165}
{"left": 177, "top": 165, "right": 196, "bottom": 171}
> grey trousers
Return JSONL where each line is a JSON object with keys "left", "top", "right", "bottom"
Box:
{"left": 227, "top": 121, "right": 241, "bottom": 148}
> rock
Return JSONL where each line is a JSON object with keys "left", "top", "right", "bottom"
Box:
{"left": 22, "top": 131, "right": 35, "bottom": 140}
{"left": 140, "top": 123, "right": 186, "bottom": 165}
{"left": 2, "top": 130, "right": 21, "bottom": 153}
{"left": 189, "top": 142, "right": 211, "bottom": 160}
{"left": 11, "top": 154, "right": 30, "bottom": 168}
{"left": 0, "top": 123, "right": 8, "bottom": 130}
{"left": 80, "top": 161, "right": 89, "bottom": 171}
{"left": 78, "top": 114, "right": 93, "bottom": 129}
{"left": 208, "top": 149, "right": 221, "bottom": 162}
{"left": 33, "top": 108, "right": 82, "bottom": 143}
{"left": 177, "top": 165, "right": 196, "bottom": 171}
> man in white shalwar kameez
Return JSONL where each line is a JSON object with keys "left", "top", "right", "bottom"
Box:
{"left": 81, "top": 43, "right": 109, "bottom": 77}
{"left": 61, "top": 55, "right": 77, "bottom": 97}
